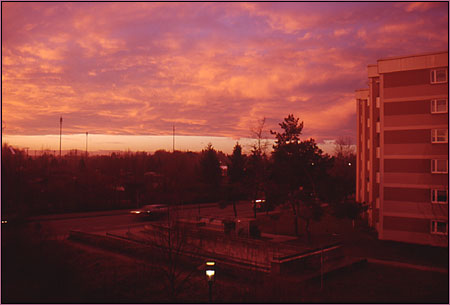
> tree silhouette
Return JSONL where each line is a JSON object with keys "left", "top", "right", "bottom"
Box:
{"left": 270, "top": 114, "right": 326, "bottom": 238}
{"left": 198, "top": 143, "right": 222, "bottom": 201}
{"left": 227, "top": 143, "right": 246, "bottom": 217}
{"left": 271, "top": 114, "right": 304, "bottom": 148}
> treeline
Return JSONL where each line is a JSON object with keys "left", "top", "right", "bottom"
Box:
{"left": 2, "top": 115, "right": 356, "bottom": 223}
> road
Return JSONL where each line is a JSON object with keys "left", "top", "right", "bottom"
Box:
{"left": 29, "top": 201, "right": 257, "bottom": 238}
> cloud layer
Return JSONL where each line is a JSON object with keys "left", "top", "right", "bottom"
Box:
{"left": 2, "top": 2, "right": 448, "bottom": 147}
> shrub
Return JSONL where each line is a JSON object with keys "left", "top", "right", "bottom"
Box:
{"left": 223, "top": 220, "right": 236, "bottom": 234}
{"left": 249, "top": 223, "right": 261, "bottom": 238}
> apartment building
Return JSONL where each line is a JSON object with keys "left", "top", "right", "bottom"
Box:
{"left": 356, "top": 51, "right": 448, "bottom": 247}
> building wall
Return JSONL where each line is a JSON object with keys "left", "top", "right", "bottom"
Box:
{"left": 356, "top": 51, "right": 448, "bottom": 247}
{"left": 356, "top": 89, "right": 370, "bottom": 203}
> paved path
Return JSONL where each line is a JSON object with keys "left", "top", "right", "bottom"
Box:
{"left": 367, "top": 257, "right": 448, "bottom": 274}
{"left": 262, "top": 232, "right": 298, "bottom": 243}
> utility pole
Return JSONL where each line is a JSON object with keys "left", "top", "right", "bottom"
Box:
{"left": 86, "top": 132, "right": 88, "bottom": 158}
{"left": 59, "top": 116, "right": 63, "bottom": 158}
{"left": 172, "top": 124, "right": 175, "bottom": 152}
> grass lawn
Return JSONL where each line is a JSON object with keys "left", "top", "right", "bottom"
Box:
{"left": 256, "top": 209, "right": 448, "bottom": 268}
{"left": 298, "top": 262, "right": 449, "bottom": 304}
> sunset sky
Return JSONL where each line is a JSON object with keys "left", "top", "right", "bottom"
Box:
{"left": 2, "top": 2, "right": 448, "bottom": 154}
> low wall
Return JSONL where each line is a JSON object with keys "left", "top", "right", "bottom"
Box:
{"left": 69, "top": 229, "right": 346, "bottom": 276}
{"left": 271, "top": 243, "right": 343, "bottom": 274}
{"left": 143, "top": 223, "right": 335, "bottom": 272}
{"left": 68, "top": 230, "right": 153, "bottom": 259}
{"left": 69, "top": 229, "right": 270, "bottom": 275}
{"left": 143, "top": 223, "right": 275, "bottom": 269}
{"left": 68, "top": 230, "right": 204, "bottom": 269}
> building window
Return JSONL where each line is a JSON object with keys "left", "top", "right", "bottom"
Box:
{"left": 431, "top": 189, "right": 448, "bottom": 204}
{"left": 431, "top": 129, "right": 448, "bottom": 143}
{"left": 431, "top": 220, "right": 448, "bottom": 235}
{"left": 431, "top": 99, "right": 448, "bottom": 113}
{"left": 430, "top": 68, "right": 448, "bottom": 84}
{"left": 431, "top": 159, "right": 448, "bottom": 174}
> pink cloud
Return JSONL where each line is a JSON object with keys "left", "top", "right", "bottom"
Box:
{"left": 2, "top": 2, "right": 448, "bottom": 152}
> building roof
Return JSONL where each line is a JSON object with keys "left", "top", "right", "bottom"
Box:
{"left": 375, "top": 51, "right": 448, "bottom": 74}
{"left": 377, "top": 50, "right": 448, "bottom": 62}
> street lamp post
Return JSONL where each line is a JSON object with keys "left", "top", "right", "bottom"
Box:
{"left": 59, "top": 116, "right": 63, "bottom": 158}
{"left": 320, "top": 246, "right": 324, "bottom": 290}
{"left": 208, "top": 276, "right": 213, "bottom": 302}
{"left": 205, "top": 261, "right": 216, "bottom": 303}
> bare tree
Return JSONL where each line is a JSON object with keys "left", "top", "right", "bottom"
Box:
{"left": 330, "top": 136, "right": 356, "bottom": 202}
{"left": 250, "top": 117, "right": 270, "bottom": 156}
{"left": 248, "top": 117, "right": 272, "bottom": 218}
{"left": 333, "top": 136, "right": 355, "bottom": 158}
{"left": 144, "top": 208, "right": 202, "bottom": 300}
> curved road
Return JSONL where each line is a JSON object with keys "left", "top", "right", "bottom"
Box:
{"left": 29, "top": 201, "right": 257, "bottom": 238}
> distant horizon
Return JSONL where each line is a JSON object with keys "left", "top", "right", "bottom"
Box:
{"left": 2, "top": 133, "right": 344, "bottom": 155}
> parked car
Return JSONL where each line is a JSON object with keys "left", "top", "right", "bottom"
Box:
{"left": 251, "top": 198, "right": 275, "bottom": 212}
{"left": 130, "top": 204, "right": 169, "bottom": 220}
{"left": 251, "top": 199, "right": 266, "bottom": 211}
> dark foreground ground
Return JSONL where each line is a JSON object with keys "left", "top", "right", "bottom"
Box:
{"left": 2, "top": 212, "right": 448, "bottom": 303}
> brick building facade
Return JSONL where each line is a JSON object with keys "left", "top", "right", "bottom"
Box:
{"left": 356, "top": 51, "right": 448, "bottom": 247}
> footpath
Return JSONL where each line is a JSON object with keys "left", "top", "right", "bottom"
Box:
{"left": 366, "top": 258, "right": 448, "bottom": 274}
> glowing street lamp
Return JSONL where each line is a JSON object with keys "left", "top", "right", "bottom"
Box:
{"left": 206, "top": 269, "right": 215, "bottom": 279}
{"left": 205, "top": 261, "right": 216, "bottom": 302}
